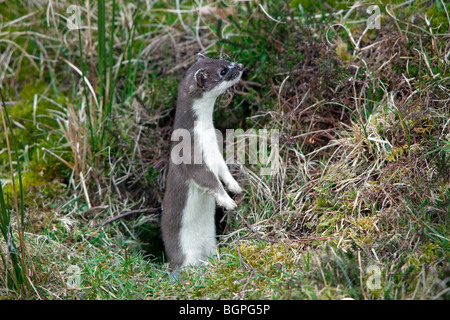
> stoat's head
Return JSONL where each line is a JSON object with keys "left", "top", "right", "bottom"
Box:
{"left": 186, "top": 53, "right": 244, "bottom": 97}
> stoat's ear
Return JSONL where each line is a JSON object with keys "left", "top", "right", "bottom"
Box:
{"left": 194, "top": 68, "right": 208, "bottom": 88}
{"left": 197, "top": 53, "right": 207, "bottom": 61}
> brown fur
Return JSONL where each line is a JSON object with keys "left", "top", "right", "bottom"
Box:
{"left": 161, "top": 54, "right": 243, "bottom": 269}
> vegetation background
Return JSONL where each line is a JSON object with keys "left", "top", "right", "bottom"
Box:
{"left": 0, "top": 0, "right": 449, "bottom": 299}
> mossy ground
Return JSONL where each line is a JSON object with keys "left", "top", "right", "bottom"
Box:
{"left": 0, "top": 0, "right": 449, "bottom": 299}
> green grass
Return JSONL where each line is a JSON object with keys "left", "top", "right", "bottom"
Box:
{"left": 0, "top": 89, "right": 33, "bottom": 296}
{"left": 0, "top": 0, "right": 449, "bottom": 299}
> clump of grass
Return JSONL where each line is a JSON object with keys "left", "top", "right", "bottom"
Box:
{"left": 215, "top": 0, "right": 450, "bottom": 299}
{"left": 0, "top": 89, "right": 37, "bottom": 297}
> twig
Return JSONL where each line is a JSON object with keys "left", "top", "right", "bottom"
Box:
{"left": 244, "top": 220, "right": 333, "bottom": 243}
{"left": 243, "top": 220, "right": 280, "bottom": 243}
{"left": 240, "top": 268, "right": 255, "bottom": 300}
{"left": 79, "top": 172, "right": 91, "bottom": 210}
{"left": 42, "top": 147, "right": 74, "bottom": 169}
{"left": 95, "top": 208, "right": 158, "bottom": 227}
{"left": 289, "top": 236, "right": 334, "bottom": 242}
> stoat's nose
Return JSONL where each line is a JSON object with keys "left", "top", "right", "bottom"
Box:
{"left": 231, "top": 62, "right": 244, "bottom": 71}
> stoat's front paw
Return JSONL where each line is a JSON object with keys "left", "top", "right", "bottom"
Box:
{"left": 216, "top": 193, "right": 237, "bottom": 211}
{"left": 226, "top": 179, "right": 243, "bottom": 194}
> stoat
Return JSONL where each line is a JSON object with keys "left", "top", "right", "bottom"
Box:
{"left": 161, "top": 54, "right": 244, "bottom": 269}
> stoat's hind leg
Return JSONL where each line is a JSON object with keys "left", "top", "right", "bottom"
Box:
{"left": 179, "top": 182, "right": 217, "bottom": 267}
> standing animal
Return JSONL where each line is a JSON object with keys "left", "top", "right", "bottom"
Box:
{"left": 161, "top": 54, "right": 244, "bottom": 269}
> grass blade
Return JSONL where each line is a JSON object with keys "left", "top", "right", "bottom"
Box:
{"left": 0, "top": 89, "right": 30, "bottom": 295}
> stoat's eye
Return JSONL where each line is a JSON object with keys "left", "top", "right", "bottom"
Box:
{"left": 220, "top": 68, "right": 228, "bottom": 76}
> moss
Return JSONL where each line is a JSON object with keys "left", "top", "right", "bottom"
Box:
{"left": 1, "top": 85, "right": 73, "bottom": 181}
{"left": 2, "top": 170, "right": 67, "bottom": 208}
{"left": 237, "top": 241, "right": 300, "bottom": 270}
{"left": 315, "top": 211, "right": 345, "bottom": 234}
{"left": 316, "top": 197, "right": 330, "bottom": 208}
{"left": 385, "top": 146, "right": 405, "bottom": 162}
{"left": 335, "top": 39, "right": 353, "bottom": 61}
{"left": 423, "top": 1, "right": 450, "bottom": 33}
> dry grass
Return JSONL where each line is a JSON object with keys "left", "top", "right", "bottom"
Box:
{"left": 0, "top": 0, "right": 449, "bottom": 299}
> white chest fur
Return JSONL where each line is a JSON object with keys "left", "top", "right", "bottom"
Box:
{"left": 192, "top": 95, "right": 223, "bottom": 175}
{"left": 178, "top": 95, "right": 222, "bottom": 267}
{"left": 179, "top": 182, "right": 217, "bottom": 267}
